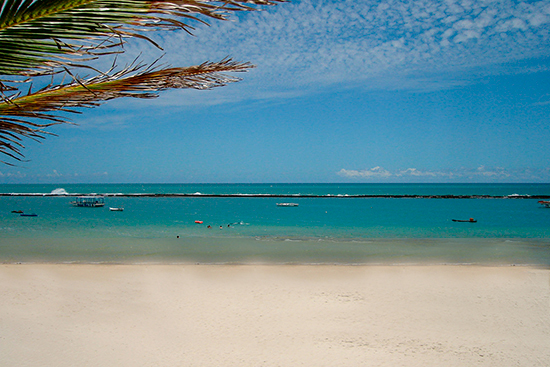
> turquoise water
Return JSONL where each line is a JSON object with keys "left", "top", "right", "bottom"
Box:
{"left": 1, "top": 184, "right": 549, "bottom": 265}
{"left": 1, "top": 183, "right": 549, "bottom": 196}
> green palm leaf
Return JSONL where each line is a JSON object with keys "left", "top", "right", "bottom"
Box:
{"left": 2, "top": 58, "right": 252, "bottom": 115}
{"left": 0, "top": 58, "right": 251, "bottom": 162}
{"left": 0, "top": 0, "right": 283, "bottom": 161}
{"left": 0, "top": 0, "right": 281, "bottom": 75}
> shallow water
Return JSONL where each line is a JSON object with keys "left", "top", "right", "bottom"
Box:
{"left": 1, "top": 184, "right": 549, "bottom": 265}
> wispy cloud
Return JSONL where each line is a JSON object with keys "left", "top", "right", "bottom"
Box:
{"left": 0, "top": 170, "right": 109, "bottom": 183}
{"left": 73, "top": 114, "right": 133, "bottom": 131}
{"left": 338, "top": 166, "right": 393, "bottom": 178}
{"left": 0, "top": 171, "right": 26, "bottom": 179}
{"left": 338, "top": 166, "right": 550, "bottom": 182}
{"left": 138, "top": 0, "right": 549, "bottom": 104}
{"left": 532, "top": 93, "right": 550, "bottom": 106}
{"left": 83, "top": 0, "right": 550, "bottom": 109}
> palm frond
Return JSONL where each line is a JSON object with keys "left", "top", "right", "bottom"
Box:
{"left": 2, "top": 58, "right": 252, "bottom": 112}
{"left": 0, "top": 0, "right": 284, "bottom": 162}
{"left": 0, "top": 116, "right": 57, "bottom": 163}
{"left": 0, "top": 0, "right": 283, "bottom": 75}
{"left": 0, "top": 58, "right": 252, "bottom": 159}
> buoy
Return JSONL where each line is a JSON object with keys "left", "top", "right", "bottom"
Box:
{"left": 195, "top": 220, "right": 203, "bottom": 224}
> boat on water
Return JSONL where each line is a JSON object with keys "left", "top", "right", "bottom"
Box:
{"left": 276, "top": 203, "right": 299, "bottom": 207}
{"left": 452, "top": 218, "right": 477, "bottom": 223}
{"left": 109, "top": 207, "right": 124, "bottom": 211}
{"left": 71, "top": 196, "right": 105, "bottom": 207}
{"left": 538, "top": 200, "right": 550, "bottom": 208}
{"left": 20, "top": 213, "right": 38, "bottom": 217}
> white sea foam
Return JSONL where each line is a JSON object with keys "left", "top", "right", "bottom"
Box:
{"left": 51, "top": 188, "right": 68, "bottom": 195}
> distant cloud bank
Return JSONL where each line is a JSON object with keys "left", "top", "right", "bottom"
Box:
{"left": 338, "top": 166, "right": 550, "bottom": 182}
{"left": 0, "top": 170, "right": 108, "bottom": 183}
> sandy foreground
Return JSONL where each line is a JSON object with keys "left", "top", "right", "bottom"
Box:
{"left": 0, "top": 264, "right": 549, "bottom": 367}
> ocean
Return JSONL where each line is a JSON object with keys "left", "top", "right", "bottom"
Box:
{"left": 1, "top": 183, "right": 549, "bottom": 265}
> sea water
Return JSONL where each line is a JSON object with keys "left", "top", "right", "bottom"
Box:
{"left": 1, "top": 184, "right": 549, "bottom": 265}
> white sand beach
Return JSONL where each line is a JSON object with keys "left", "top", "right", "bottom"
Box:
{"left": 1, "top": 264, "right": 549, "bottom": 366}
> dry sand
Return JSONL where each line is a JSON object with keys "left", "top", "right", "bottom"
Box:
{"left": 1, "top": 264, "right": 549, "bottom": 367}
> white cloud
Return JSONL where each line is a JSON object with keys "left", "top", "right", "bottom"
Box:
{"left": 532, "top": 93, "right": 550, "bottom": 106}
{"left": 338, "top": 166, "right": 393, "bottom": 178}
{"left": 0, "top": 171, "right": 26, "bottom": 179}
{"left": 0, "top": 170, "right": 108, "bottom": 183}
{"left": 56, "top": 0, "right": 550, "bottom": 109}
{"left": 397, "top": 168, "right": 437, "bottom": 177}
{"left": 474, "top": 165, "right": 511, "bottom": 178}
{"left": 130, "top": 0, "right": 549, "bottom": 105}
{"left": 73, "top": 114, "right": 133, "bottom": 131}
{"left": 338, "top": 166, "right": 550, "bottom": 182}
{"left": 46, "top": 170, "right": 62, "bottom": 178}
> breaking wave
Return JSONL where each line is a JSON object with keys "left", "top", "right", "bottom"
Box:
{"left": 50, "top": 188, "right": 69, "bottom": 195}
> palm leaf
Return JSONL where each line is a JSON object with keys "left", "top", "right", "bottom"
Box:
{"left": 0, "top": 0, "right": 283, "bottom": 162}
{"left": 0, "top": 0, "right": 282, "bottom": 75}
{"left": 1, "top": 58, "right": 252, "bottom": 113}
{"left": 0, "top": 58, "right": 252, "bottom": 160}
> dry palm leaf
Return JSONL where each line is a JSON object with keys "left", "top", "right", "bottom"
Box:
{"left": 0, "top": 0, "right": 283, "bottom": 161}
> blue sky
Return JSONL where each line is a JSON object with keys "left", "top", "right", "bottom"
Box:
{"left": 2, "top": 0, "right": 550, "bottom": 183}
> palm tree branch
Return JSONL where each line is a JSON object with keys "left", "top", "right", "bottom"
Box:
{"left": 0, "top": 58, "right": 253, "bottom": 115}
{"left": 0, "top": 0, "right": 284, "bottom": 161}
{"left": 0, "top": 115, "right": 57, "bottom": 161}
{"left": 0, "top": 0, "right": 283, "bottom": 75}
{"left": 0, "top": 58, "right": 252, "bottom": 158}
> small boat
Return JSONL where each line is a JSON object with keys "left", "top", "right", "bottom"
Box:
{"left": 195, "top": 220, "right": 203, "bottom": 224}
{"left": 109, "top": 207, "right": 124, "bottom": 211}
{"left": 11, "top": 210, "right": 23, "bottom": 213}
{"left": 20, "top": 213, "right": 38, "bottom": 217}
{"left": 71, "top": 196, "right": 105, "bottom": 207}
{"left": 538, "top": 200, "right": 550, "bottom": 208}
{"left": 276, "top": 203, "right": 299, "bottom": 207}
{"left": 452, "top": 218, "right": 477, "bottom": 223}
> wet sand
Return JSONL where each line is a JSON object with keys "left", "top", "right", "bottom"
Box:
{"left": 1, "top": 264, "right": 549, "bottom": 366}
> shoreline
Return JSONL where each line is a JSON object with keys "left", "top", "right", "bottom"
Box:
{"left": 2, "top": 260, "right": 550, "bottom": 268}
{"left": 2, "top": 237, "right": 549, "bottom": 267}
{"left": 2, "top": 263, "right": 549, "bottom": 366}
{"left": 2, "top": 192, "right": 550, "bottom": 199}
